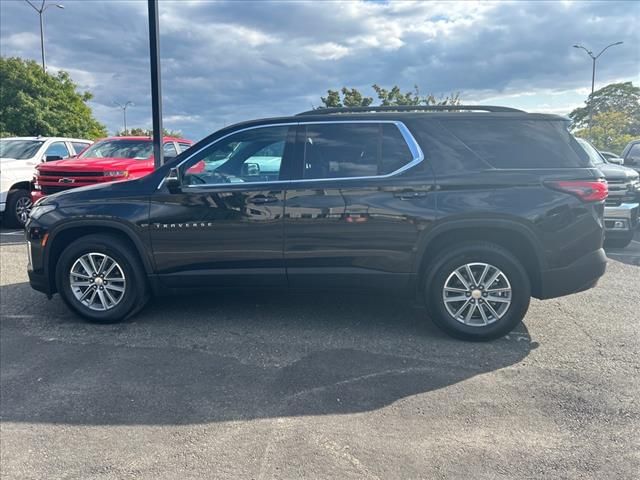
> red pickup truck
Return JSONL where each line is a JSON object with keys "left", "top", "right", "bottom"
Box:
{"left": 32, "top": 136, "right": 193, "bottom": 201}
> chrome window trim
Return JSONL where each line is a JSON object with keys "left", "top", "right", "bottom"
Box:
{"left": 157, "top": 120, "right": 425, "bottom": 189}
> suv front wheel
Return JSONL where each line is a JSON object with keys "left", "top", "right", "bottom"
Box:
{"left": 56, "top": 234, "right": 148, "bottom": 323}
{"left": 425, "top": 243, "right": 531, "bottom": 341}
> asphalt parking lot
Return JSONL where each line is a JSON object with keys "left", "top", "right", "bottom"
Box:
{"left": 1, "top": 228, "right": 638, "bottom": 479}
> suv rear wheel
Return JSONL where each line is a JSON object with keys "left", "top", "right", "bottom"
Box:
{"left": 425, "top": 243, "right": 531, "bottom": 341}
{"left": 55, "top": 234, "right": 148, "bottom": 323}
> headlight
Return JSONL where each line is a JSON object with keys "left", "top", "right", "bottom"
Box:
{"left": 29, "top": 204, "right": 56, "bottom": 220}
{"left": 104, "top": 171, "right": 129, "bottom": 177}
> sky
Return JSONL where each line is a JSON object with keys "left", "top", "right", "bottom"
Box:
{"left": 1, "top": 0, "right": 638, "bottom": 141}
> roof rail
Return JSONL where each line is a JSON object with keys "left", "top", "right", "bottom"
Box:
{"left": 296, "top": 105, "right": 525, "bottom": 116}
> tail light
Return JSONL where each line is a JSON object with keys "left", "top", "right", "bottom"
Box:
{"left": 545, "top": 180, "right": 608, "bottom": 202}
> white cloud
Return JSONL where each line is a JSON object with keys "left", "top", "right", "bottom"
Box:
{"left": 307, "top": 42, "right": 351, "bottom": 60}
{"left": 3, "top": 31, "right": 39, "bottom": 50}
{"left": 0, "top": 0, "right": 638, "bottom": 140}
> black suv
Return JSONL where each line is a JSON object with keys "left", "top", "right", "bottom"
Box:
{"left": 26, "top": 106, "right": 608, "bottom": 340}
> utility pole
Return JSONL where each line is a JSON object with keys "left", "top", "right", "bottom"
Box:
{"left": 114, "top": 101, "right": 134, "bottom": 135}
{"left": 573, "top": 41, "right": 624, "bottom": 137}
{"left": 24, "top": 0, "right": 64, "bottom": 72}
{"left": 148, "top": 0, "right": 164, "bottom": 169}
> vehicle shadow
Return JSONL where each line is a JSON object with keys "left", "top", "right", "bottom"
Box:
{"left": 1, "top": 282, "right": 536, "bottom": 426}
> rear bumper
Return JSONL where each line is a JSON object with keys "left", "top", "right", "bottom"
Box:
{"left": 537, "top": 248, "right": 607, "bottom": 300}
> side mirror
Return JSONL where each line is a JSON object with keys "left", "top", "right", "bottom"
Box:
{"left": 165, "top": 167, "right": 182, "bottom": 193}
{"left": 45, "top": 155, "right": 63, "bottom": 162}
{"left": 608, "top": 157, "right": 624, "bottom": 165}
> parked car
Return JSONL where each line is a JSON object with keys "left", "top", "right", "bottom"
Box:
{"left": 32, "top": 136, "right": 193, "bottom": 202}
{"left": 621, "top": 139, "right": 640, "bottom": 174}
{"left": 0, "top": 136, "right": 92, "bottom": 227}
{"left": 599, "top": 150, "right": 625, "bottom": 165}
{"left": 575, "top": 139, "right": 639, "bottom": 249}
{"left": 26, "top": 106, "right": 608, "bottom": 341}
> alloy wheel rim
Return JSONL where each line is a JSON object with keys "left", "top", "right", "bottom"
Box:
{"left": 69, "top": 253, "right": 126, "bottom": 311}
{"left": 442, "top": 262, "right": 512, "bottom": 327}
{"left": 15, "top": 197, "right": 32, "bottom": 225}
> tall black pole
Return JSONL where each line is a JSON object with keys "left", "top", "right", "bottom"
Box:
{"left": 148, "top": 0, "right": 163, "bottom": 169}
{"left": 39, "top": 10, "right": 45, "bottom": 71}
{"left": 589, "top": 56, "right": 596, "bottom": 138}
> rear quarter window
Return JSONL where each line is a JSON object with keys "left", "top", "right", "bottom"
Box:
{"left": 441, "top": 119, "right": 590, "bottom": 169}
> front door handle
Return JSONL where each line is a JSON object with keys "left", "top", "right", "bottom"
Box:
{"left": 249, "top": 195, "right": 279, "bottom": 205}
{"left": 393, "top": 190, "right": 428, "bottom": 200}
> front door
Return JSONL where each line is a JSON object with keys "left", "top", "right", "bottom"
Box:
{"left": 149, "top": 124, "right": 295, "bottom": 288}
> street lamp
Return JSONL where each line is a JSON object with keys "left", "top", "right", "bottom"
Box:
{"left": 114, "top": 101, "right": 134, "bottom": 135}
{"left": 573, "top": 41, "right": 624, "bottom": 136}
{"left": 24, "top": 0, "right": 64, "bottom": 72}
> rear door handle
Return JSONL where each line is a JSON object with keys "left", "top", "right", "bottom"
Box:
{"left": 249, "top": 195, "right": 279, "bottom": 205}
{"left": 393, "top": 190, "right": 428, "bottom": 200}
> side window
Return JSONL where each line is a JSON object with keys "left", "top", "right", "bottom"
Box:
{"left": 45, "top": 141, "right": 70, "bottom": 158}
{"left": 71, "top": 142, "right": 90, "bottom": 155}
{"left": 441, "top": 120, "right": 589, "bottom": 169}
{"left": 182, "top": 126, "right": 290, "bottom": 185}
{"left": 381, "top": 124, "right": 413, "bottom": 174}
{"left": 178, "top": 142, "right": 192, "bottom": 153}
{"left": 163, "top": 142, "right": 178, "bottom": 158}
{"left": 303, "top": 124, "right": 379, "bottom": 179}
{"left": 301, "top": 123, "right": 415, "bottom": 179}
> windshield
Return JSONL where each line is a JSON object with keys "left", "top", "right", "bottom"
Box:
{"left": 80, "top": 139, "right": 153, "bottom": 160}
{"left": 575, "top": 138, "right": 605, "bottom": 165}
{"left": 0, "top": 139, "right": 44, "bottom": 160}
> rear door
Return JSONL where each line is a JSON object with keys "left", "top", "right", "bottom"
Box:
{"left": 283, "top": 121, "right": 433, "bottom": 291}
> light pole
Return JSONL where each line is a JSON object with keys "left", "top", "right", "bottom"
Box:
{"left": 573, "top": 41, "right": 623, "bottom": 136}
{"left": 24, "top": 1, "right": 64, "bottom": 72}
{"left": 114, "top": 101, "right": 134, "bottom": 135}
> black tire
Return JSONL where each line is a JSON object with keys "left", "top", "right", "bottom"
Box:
{"left": 55, "top": 234, "right": 149, "bottom": 323}
{"left": 604, "top": 235, "right": 633, "bottom": 249}
{"left": 424, "top": 242, "right": 531, "bottom": 341}
{"left": 5, "top": 189, "right": 32, "bottom": 228}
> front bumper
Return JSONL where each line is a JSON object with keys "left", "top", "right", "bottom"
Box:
{"left": 537, "top": 248, "right": 607, "bottom": 300}
{"left": 28, "top": 266, "right": 49, "bottom": 295}
{"left": 26, "top": 219, "right": 51, "bottom": 296}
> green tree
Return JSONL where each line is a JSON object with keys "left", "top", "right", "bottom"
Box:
{"left": 341, "top": 87, "right": 373, "bottom": 107}
{"left": 574, "top": 111, "right": 635, "bottom": 153}
{"left": 0, "top": 56, "right": 107, "bottom": 139}
{"left": 319, "top": 84, "right": 460, "bottom": 109}
{"left": 569, "top": 82, "right": 640, "bottom": 135}
{"left": 373, "top": 85, "right": 421, "bottom": 106}
{"left": 115, "top": 127, "right": 183, "bottom": 137}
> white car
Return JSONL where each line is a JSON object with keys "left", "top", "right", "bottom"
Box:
{"left": 0, "top": 137, "right": 93, "bottom": 227}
